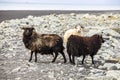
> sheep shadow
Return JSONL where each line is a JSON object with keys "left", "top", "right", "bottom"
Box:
{"left": 76, "top": 60, "right": 104, "bottom": 69}
{"left": 28, "top": 58, "right": 67, "bottom": 65}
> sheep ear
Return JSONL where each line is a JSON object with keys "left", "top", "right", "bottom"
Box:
{"left": 74, "top": 26, "right": 77, "bottom": 29}
{"left": 80, "top": 26, "right": 84, "bottom": 29}
{"left": 21, "top": 27, "right": 25, "bottom": 30}
{"left": 31, "top": 27, "right": 35, "bottom": 30}
{"left": 98, "top": 34, "right": 102, "bottom": 38}
{"left": 78, "top": 24, "right": 84, "bottom": 29}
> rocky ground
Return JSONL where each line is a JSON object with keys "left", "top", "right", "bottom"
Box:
{"left": 0, "top": 13, "right": 120, "bottom": 80}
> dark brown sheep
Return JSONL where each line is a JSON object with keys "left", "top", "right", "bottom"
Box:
{"left": 67, "top": 34, "right": 104, "bottom": 64}
{"left": 22, "top": 27, "right": 66, "bottom": 63}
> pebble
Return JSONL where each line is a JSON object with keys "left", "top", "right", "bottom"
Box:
{"left": 106, "top": 70, "right": 120, "bottom": 79}
{"left": 100, "top": 63, "right": 120, "bottom": 70}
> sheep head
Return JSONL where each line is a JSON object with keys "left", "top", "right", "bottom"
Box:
{"left": 74, "top": 25, "right": 84, "bottom": 33}
{"left": 98, "top": 35, "right": 105, "bottom": 43}
{"left": 93, "top": 34, "right": 105, "bottom": 43}
{"left": 21, "top": 27, "right": 35, "bottom": 37}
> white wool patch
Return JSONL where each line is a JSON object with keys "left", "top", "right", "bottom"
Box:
{"left": 64, "top": 26, "right": 83, "bottom": 43}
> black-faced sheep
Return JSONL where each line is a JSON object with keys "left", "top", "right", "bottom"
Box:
{"left": 63, "top": 25, "right": 83, "bottom": 43}
{"left": 22, "top": 27, "right": 66, "bottom": 63}
{"left": 67, "top": 34, "right": 104, "bottom": 64}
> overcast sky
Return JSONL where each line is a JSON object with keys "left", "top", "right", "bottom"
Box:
{"left": 1, "top": 0, "right": 120, "bottom": 5}
{"left": 0, "top": 0, "right": 120, "bottom": 10}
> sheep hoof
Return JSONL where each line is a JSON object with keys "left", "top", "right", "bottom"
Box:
{"left": 52, "top": 60, "right": 55, "bottom": 63}
{"left": 35, "top": 60, "right": 37, "bottom": 62}
{"left": 82, "top": 62, "right": 84, "bottom": 64}
{"left": 29, "top": 60, "right": 32, "bottom": 62}
{"left": 92, "top": 62, "right": 95, "bottom": 64}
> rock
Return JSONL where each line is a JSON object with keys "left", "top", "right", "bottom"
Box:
{"left": 48, "top": 71, "right": 54, "bottom": 78}
{"left": 86, "top": 29, "right": 101, "bottom": 36}
{"left": 27, "top": 15, "right": 34, "bottom": 20}
{"left": 114, "top": 54, "right": 120, "bottom": 62}
{"left": 104, "top": 49, "right": 115, "bottom": 56}
{"left": 102, "top": 42, "right": 110, "bottom": 48}
{"left": 85, "top": 76, "right": 117, "bottom": 80}
{"left": 60, "top": 71, "right": 64, "bottom": 74}
{"left": 15, "top": 77, "right": 21, "bottom": 80}
{"left": 78, "top": 67, "right": 85, "bottom": 71}
{"left": 89, "top": 69, "right": 105, "bottom": 77}
{"left": 106, "top": 70, "right": 120, "bottom": 79}
{"left": 109, "top": 66, "right": 118, "bottom": 70}
{"left": 11, "top": 67, "right": 21, "bottom": 73}
{"left": 100, "top": 52, "right": 111, "bottom": 60}
{"left": 98, "top": 65, "right": 107, "bottom": 70}
{"left": 70, "top": 13, "right": 76, "bottom": 16}
{"left": 69, "top": 78, "right": 74, "bottom": 80}
{"left": 100, "top": 63, "right": 120, "bottom": 70}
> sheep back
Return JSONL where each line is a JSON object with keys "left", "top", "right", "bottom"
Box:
{"left": 23, "top": 31, "right": 64, "bottom": 52}
{"left": 67, "top": 34, "right": 104, "bottom": 57}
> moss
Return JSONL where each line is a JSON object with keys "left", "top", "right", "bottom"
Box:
{"left": 112, "top": 28, "right": 120, "bottom": 34}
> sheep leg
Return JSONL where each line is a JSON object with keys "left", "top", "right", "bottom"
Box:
{"left": 82, "top": 55, "right": 86, "bottom": 64}
{"left": 52, "top": 52, "right": 54, "bottom": 57}
{"left": 68, "top": 53, "right": 72, "bottom": 63}
{"left": 72, "top": 55, "right": 75, "bottom": 64}
{"left": 35, "top": 52, "right": 38, "bottom": 62}
{"left": 52, "top": 52, "right": 58, "bottom": 63}
{"left": 29, "top": 51, "right": 33, "bottom": 62}
{"left": 90, "top": 55, "right": 94, "bottom": 64}
{"left": 61, "top": 52, "right": 67, "bottom": 63}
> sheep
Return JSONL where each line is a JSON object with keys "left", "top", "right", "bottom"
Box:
{"left": 63, "top": 25, "right": 83, "bottom": 43}
{"left": 67, "top": 34, "right": 104, "bottom": 65}
{"left": 21, "top": 27, "right": 66, "bottom": 63}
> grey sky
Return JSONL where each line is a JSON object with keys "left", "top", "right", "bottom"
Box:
{"left": 0, "top": 0, "right": 120, "bottom": 5}
{"left": 0, "top": 0, "right": 120, "bottom": 10}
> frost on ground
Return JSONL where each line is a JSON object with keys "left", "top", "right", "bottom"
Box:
{"left": 0, "top": 13, "right": 120, "bottom": 80}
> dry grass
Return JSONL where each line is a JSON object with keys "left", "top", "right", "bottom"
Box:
{"left": 112, "top": 28, "right": 120, "bottom": 34}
